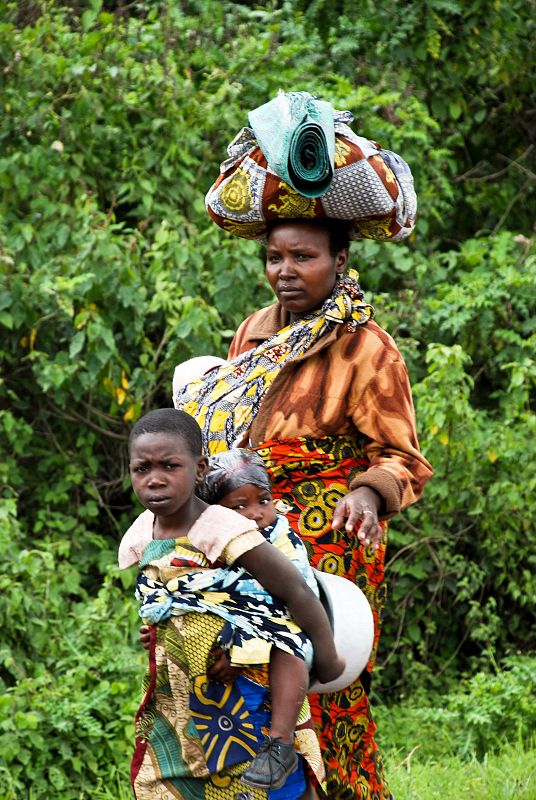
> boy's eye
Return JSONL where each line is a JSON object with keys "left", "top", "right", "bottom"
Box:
{"left": 232, "top": 503, "right": 246, "bottom": 511}
{"left": 165, "top": 463, "right": 179, "bottom": 470}
{"left": 132, "top": 465, "right": 147, "bottom": 473}
{"left": 259, "top": 498, "right": 269, "bottom": 505}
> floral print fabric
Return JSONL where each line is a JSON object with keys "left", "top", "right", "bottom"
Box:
{"left": 255, "top": 435, "right": 391, "bottom": 800}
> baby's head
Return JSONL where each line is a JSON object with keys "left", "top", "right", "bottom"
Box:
{"left": 129, "top": 408, "right": 208, "bottom": 517}
{"left": 199, "top": 449, "right": 277, "bottom": 529}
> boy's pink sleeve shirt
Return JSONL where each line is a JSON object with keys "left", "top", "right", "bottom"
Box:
{"left": 118, "top": 509, "right": 154, "bottom": 569}
{"left": 118, "top": 505, "right": 261, "bottom": 569}
{"left": 187, "top": 505, "right": 261, "bottom": 563}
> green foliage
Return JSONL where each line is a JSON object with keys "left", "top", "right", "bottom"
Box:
{"left": 376, "top": 656, "right": 536, "bottom": 761}
{"left": 384, "top": 741, "right": 536, "bottom": 800}
{"left": 0, "top": 499, "right": 142, "bottom": 798}
{"left": 368, "top": 232, "right": 536, "bottom": 688}
{"left": 297, "top": 0, "right": 536, "bottom": 242}
{"left": 0, "top": 0, "right": 534, "bottom": 794}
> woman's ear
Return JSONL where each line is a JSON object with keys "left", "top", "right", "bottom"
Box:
{"left": 336, "top": 247, "right": 349, "bottom": 273}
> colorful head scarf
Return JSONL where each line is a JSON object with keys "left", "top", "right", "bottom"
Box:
{"left": 199, "top": 449, "right": 272, "bottom": 505}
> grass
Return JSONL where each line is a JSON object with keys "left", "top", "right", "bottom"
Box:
{"left": 384, "top": 743, "right": 536, "bottom": 799}
{"left": 91, "top": 744, "right": 536, "bottom": 800}
{"left": 374, "top": 656, "right": 536, "bottom": 798}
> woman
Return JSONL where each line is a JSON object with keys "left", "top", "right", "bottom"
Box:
{"left": 175, "top": 217, "right": 433, "bottom": 799}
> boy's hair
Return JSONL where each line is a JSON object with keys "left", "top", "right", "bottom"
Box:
{"left": 199, "top": 449, "right": 271, "bottom": 505}
{"left": 129, "top": 408, "right": 203, "bottom": 456}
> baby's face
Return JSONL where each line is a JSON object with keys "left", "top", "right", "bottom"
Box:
{"left": 218, "top": 483, "right": 277, "bottom": 529}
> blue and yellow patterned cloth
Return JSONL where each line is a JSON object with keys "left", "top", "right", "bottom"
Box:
{"left": 136, "top": 514, "right": 318, "bottom": 669}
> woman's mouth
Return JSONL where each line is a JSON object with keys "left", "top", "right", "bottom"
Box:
{"left": 278, "top": 286, "right": 302, "bottom": 298}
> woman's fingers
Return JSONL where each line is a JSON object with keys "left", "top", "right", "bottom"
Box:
{"left": 332, "top": 496, "right": 359, "bottom": 531}
{"left": 357, "top": 518, "right": 382, "bottom": 550}
{"left": 333, "top": 488, "right": 382, "bottom": 550}
{"left": 333, "top": 498, "right": 362, "bottom": 532}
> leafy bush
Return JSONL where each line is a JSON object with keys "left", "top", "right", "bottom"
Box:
{"left": 372, "top": 231, "right": 536, "bottom": 689}
{"left": 0, "top": 499, "right": 142, "bottom": 798}
{"left": 375, "top": 656, "right": 536, "bottom": 761}
{"left": 0, "top": 1, "right": 534, "bottom": 793}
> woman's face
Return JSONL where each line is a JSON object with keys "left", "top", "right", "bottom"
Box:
{"left": 265, "top": 222, "right": 348, "bottom": 318}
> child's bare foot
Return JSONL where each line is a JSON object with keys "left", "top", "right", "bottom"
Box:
{"left": 314, "top": 653, "right": 346, "bottom": 684}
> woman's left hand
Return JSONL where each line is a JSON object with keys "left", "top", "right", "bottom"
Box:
{"left": 332, "top": 486, "right": 383, "bottom": 551}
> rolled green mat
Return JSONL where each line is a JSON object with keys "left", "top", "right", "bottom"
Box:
{"left": 287, "top": 121, "right": 332, "bottom": 197}
{"left": 248, "top": 91, "right": 335, "bottom": 199}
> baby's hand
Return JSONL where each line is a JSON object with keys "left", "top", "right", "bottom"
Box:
{"left": 207, "top": 647, "right": 241, "bottom": 685}
{"left": 314, "top": 653, "right": 346, "bottom": 684}
{"left": 139, "top": 624, "right": 152, "bottom": 650}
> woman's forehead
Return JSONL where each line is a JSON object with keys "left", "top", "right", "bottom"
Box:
{"left": 267, "top": 221, "right": 330, "bottom": 247}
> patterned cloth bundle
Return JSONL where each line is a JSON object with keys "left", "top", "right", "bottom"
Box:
{"left": 206, "top": 90, "right": 417, "bottom": 242}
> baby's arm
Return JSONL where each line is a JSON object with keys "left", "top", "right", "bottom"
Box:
{"left": 237, "top": 542, "right": 344, "bottom": 683}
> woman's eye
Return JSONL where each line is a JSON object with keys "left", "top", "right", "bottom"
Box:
{"left": 296, "top": 254, "right": 311, "bottom": 261}
{"left": 259, "top": 498, "right": 269, "bottom": 505}
{"left": 232, "top": 504, "right": 246, "bottom": 511}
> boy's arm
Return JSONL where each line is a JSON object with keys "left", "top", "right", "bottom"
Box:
{"left": 237, "top": 542, "right": 344, "bottom": 683}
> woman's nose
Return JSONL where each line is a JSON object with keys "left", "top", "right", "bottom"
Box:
{"left": 277, "top": 257, "right": 296, "bottom": 279}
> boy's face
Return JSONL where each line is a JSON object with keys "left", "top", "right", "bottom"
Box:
{"left": 218, "top": 482, "right": 277, "bottom": 529}
{"left": 129, "top": 432, "right": 208, "bottom": 520}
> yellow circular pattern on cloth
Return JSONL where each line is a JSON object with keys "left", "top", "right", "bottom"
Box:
{"left": 299, "top": 505, "right": 329, "bottom": 538}
{"left": 220, "top": 168, "right": 253, "bottom": 213}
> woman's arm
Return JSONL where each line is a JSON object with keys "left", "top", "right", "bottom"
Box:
{"left": 349, "top": 356, "right": 433, "bottom": 514}
{"left": 237, "top": 542, "right": 345, "bottom": 683}
{"left": 333, "top": 355, "right": 432, "bottom": 547}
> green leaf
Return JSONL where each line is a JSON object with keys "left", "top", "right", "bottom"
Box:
{"left": 0, "top": 311, "right": 13, "bottom": 329}
{"left": 69, "top": 331, "right": 86, "bottom": 359}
